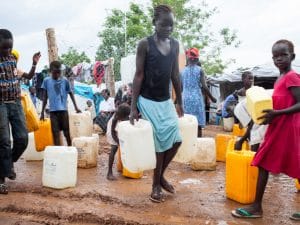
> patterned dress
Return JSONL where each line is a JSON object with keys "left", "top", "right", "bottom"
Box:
{"left": 181, "top": 65, "right": 206, "bottom": 127}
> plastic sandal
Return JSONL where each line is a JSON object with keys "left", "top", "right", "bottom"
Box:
{"left": 231, "top": 208, "right": 262, "bottom": 218}
{"left": 290, "top": 212, "right": 300, "bottom": 221}
{"left": 149, "top": 187, "right": 164, "bottom": 203}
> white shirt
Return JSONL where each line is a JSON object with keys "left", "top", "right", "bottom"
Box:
{"left": 99, "top": 97, "right": 115, "bottom": 112}
{"left": 106, "top": 114, "right": 119, "bottom": 146}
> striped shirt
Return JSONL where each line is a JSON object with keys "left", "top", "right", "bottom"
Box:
{"left": 0, "top": 55, "right": 22, "bottom": 101}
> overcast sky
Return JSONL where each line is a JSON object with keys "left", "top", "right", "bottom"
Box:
{"left": 3, "top": 0, "right": 300, "bottom": 73}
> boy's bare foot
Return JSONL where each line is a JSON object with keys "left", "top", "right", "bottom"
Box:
{"left": 107, "top": 174, "right": 117, "bottom": 181}
{"left": 161, "top": 177, "right": 175, "bottom": 194}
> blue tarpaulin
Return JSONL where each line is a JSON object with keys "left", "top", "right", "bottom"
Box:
{"left": 73, "top": 82, "right": 94, "bottom": 100}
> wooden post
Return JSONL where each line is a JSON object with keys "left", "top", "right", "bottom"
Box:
{"left": 45, "top": 28, "right": 58, "bottom": 64}
{"left": 106, "top": 58, "right": 116, "bottom": 97}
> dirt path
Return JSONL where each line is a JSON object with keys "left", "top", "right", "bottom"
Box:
{"left": 0, "top": 125, "right": 299, "bottom": 225}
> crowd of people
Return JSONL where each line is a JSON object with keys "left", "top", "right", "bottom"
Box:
{"left": 0, "top": 2, "right": 299, "bottom": 221}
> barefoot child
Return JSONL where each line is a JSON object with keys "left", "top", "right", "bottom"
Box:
{"left": 130, "top": 5, "right": 183, "bottom": 203}
{"left": 0, "top": 29, "right": 41, "bottom": 194}
{"left": 106, "top": 103, "right": 130, "bottom": 180}
{"left": 40, "top": 61, "right": 81, "bottom": 146}
{"left": 231, "top": 40, "right": 300, "bottom": 220}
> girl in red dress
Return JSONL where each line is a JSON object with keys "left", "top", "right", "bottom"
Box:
{"left": 232, "top": 39, "right": 300, "bottom": 220}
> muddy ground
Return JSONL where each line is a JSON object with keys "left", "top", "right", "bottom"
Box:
{"left": 0, "top": 125, "right": 299, "bottom": 225}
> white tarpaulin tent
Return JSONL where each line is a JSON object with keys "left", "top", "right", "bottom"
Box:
{"left": 208, "top": 59, "right": 300, "bottom": 101}
{"left": 209, "top": 59, "right": 300, "bottom": 83}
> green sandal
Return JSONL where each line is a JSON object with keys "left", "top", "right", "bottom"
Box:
{"left": 0, "top": 183, "right": 8, "bottom": 195}
{"left": 231, "top": 208, "right": 262, "bottom": 218}
{"left": 290, "top": 212, "right": 300, "bottom": 221}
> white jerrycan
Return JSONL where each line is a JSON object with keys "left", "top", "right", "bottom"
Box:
{"left": 69, "top": 111, "right": 93, "bottom": 139}
{"left": 173, "top": 114, "right": 198, "bottom": 163}
{"left": 42, "top": 146, "right": 78, "bottom": 189}
{"left": 117, "top": 119, "right": 156, "bottom": 172}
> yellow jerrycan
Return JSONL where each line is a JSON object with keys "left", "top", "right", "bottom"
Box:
{"left": 117, "top": 147, "right": 143, "bottom": 179}
{"left": 21, "top": 92, "right": 39, "bottom": 132}
{"left": 34, "top": 119, "right": 53, "bottom": 151}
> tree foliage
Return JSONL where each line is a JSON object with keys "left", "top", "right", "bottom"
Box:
{"left": 96, "top": 3, "right": 152, "bottom": 81}
{"left": 59, "top": 47, "right": 91, "bottom": 68}
{"left": 96, "top": 0, "right": 240, "bottom": 78}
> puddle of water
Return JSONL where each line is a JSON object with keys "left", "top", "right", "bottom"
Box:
{"left": 179, "top": 178, "right": 202, "bottom": 185}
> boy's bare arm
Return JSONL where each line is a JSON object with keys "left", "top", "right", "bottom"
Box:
{"left": 234, "top": 120, "right": 253, "bottom": 150}
{"left": 69, "top": 92, "right": 81, "bottom": 113}
{"left": 40, "top": 90, "right": 48, "bottom": 120}
{"left": 22, "top": 52, "right": 41, "bottom": 80}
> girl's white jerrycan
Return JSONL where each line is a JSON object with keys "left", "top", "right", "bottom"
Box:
{"left": 117, "top": 119, "right": 156, "bottom": 172}
{"left": 69, "top": 111, "right": 93, "bottom": 140}
{"left": 173, "top": 114, "right": 198, "bottom": 163}
{"left": 42, "top": 146, "right": 78, "bottom": 189}
{"left": 22, "top": 132, "right": 44, "bottom": 161}
{"left": 72, "top": 136, "right": 98, "bottom": 168}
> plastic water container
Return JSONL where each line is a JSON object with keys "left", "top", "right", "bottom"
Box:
{"left": 246, "top": 86, "right": 273, "bottom": 124}
{"left": 296, "top": 179, "right": 300, "bottom": 191}
{"left": 117, "top": 119, "right": 156, "bottom": 172}
{"left": 226, "top": 137, "right": 250, "bottom": 153}
{"left": 42, "top": 146, "right": 78, "bottom": 189}
{"left": 215, "top": 134, "right": 233, "bottom": 162}
{"left": 72, "top": 136, "right": 98, "bottom": 168}
{"left": 117, "top": 148, "right": 143, "bottom": 179}
{"left": 69, "top": 111, "right": 93, "bottom": 139}
{"left": 173, "top": 114, "right": 198, "bottom": 163}
{"left": 234, "top": 99, "right": 251, "bottom": 128}
{"left": 223, "top": 117, "right": 235, "bottom": 132}
{"left": 23, "top": 132, "right": 44, "bottom": 161}
{"left": 232, "top": 124, "right": 247, "bottom": 137}
{"left": 226, "top": 150, "right": 258, "bottom": 204}
{"left": 92, "top": 133, "right": 99, "bottom": 153}
{"left": 21, "top": 92, "right": 39, "bottom": 132}
{"left": 34, "top": 119, "right": 53, "bottom": 151}
{"left": 191, "top": 138, "right": 216, "bottom": 171}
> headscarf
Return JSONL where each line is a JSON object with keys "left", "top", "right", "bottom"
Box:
{"left": 186, "top": 47, "right": 199, "bottom": 60}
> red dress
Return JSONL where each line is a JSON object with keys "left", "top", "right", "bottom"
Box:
{"left": 252, "top": 70, "right": 300, "bottom": 178}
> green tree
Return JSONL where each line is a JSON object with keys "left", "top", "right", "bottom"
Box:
{"left": 60, "top": 47, "right": 91, "bottom": 67}
{"left": 96, "top": 0, "right": 240, "bottom": 78}
{"left": 152, "top": 0, "right": 240, "bottom": 75}
{"left": 96, "top": 3, "right": 152, "bottom": 81}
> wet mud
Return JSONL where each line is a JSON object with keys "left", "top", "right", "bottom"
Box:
{"left": 0, "top": 125, "right": 299, "bottom": 225}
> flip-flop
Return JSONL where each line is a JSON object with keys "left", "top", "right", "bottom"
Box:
{"left": 149, "top": 190, "right": 165, "bottom": 203}
{"left": 231, "top": 208, "right": 262, "bottom": 218}
{"left": 149, "top": 195, "right": 162, "bottom": 203}
{"left": 290, "top": 212, "right": 300, "bottom": 221}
